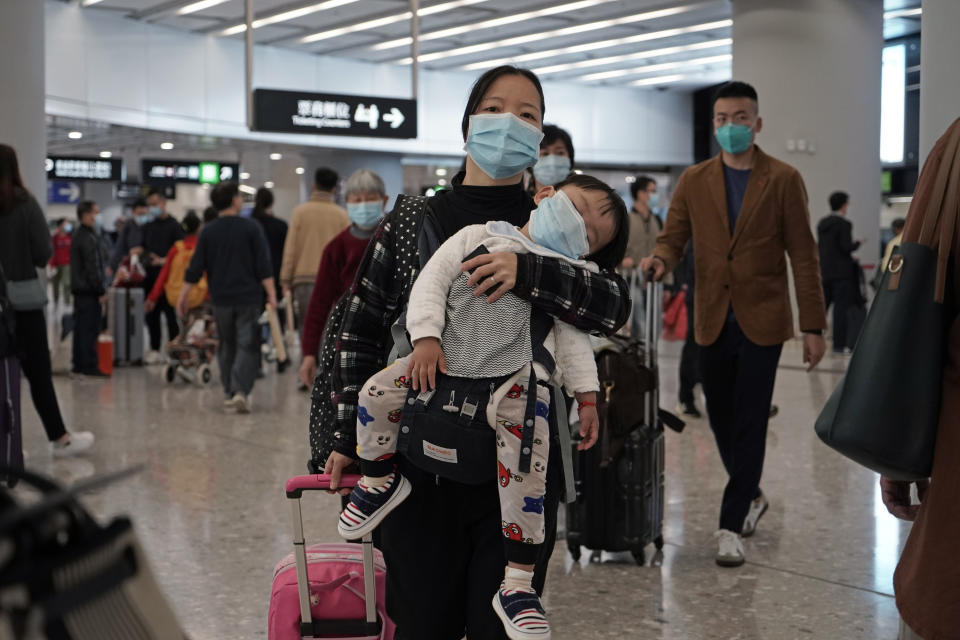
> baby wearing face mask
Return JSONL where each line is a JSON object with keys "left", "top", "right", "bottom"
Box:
{"left": 337, "top": 169, "right": 629, "bottom": 640}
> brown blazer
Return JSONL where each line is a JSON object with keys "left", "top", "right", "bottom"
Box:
{"left": 653, "top": 147, "right": 826, "bottom": 347}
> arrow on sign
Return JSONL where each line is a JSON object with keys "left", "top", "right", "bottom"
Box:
{"left": 59, "top": 183, "right": 81, "bottom": 202}
{"left": 383, "top": 107, "right": 405, "bottom": 129}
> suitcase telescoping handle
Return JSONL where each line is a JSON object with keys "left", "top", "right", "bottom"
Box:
{"left": 642, "top": 275, "right": 663, "bottom": 431}
{"left": 285, "top": 474, "right": 380, "bottom": 639}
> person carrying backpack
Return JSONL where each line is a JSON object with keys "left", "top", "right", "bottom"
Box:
{"left": 145, "top": 211, "right": 207, "bottom": 315}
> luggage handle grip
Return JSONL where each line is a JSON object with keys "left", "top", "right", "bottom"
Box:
{"left": 285, "top": 473, "right": 361, "bottom": 499}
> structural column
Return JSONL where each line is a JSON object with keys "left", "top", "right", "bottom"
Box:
{"left": 919, "top": 0, "right": 960, "bottom": 164}
{"left": 0, "top": 1, "right": 46, "bottom": 200}
{"left": 732, "top": 0, "right": 883, "bottom": 267}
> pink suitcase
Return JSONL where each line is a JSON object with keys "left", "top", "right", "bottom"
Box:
{"left": 268, "top": 474, "right": 395, "bottom": 640}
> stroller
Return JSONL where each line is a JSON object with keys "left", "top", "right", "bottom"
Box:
{"left": 162, "top": 305, "right": 218, "bottom": 385}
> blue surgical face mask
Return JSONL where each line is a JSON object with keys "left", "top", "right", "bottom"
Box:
{"left": 533, "top": 154, "right": 572, "bottom": 186}
{"left": 528, "top": 189, "right": 589, "bottom": 260}
{"left": 135, "top": 213, "right": 150, "bottom": 225}
{"left": 715, "top": 123, "right": 754, "bottom": 155}
{"left": 148, "top": 206, "right": 163, "bottom": 218}
{"left": 347, "top": 201, "right": 383, "bottom": 228}
{"left": 63, "top": 222, "right": 73, "bottom": 233}
{"left": 464, "top": 113, "right": 544, "bottom": 180}
{"left": 93, "top": 214, "right": 103, "bottom": 233}
{"left": 647, "top": 191, "right": 660, "bottom": 208}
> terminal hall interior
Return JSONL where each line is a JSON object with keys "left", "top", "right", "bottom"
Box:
{"left": 0, "top": 1, "right": 957, "bottom": 639}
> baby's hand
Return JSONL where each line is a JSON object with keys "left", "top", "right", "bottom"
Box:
{"left": 578, "top": 406, "right": 599, "bottom": 450}
{"left": 407, "top": 338, "right": 448, "bottom": 391}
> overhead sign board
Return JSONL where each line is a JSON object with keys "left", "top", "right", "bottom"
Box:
{"left": 46, "top": 156, "right": 123, "bottom": 181}
{"left": 253, "top": 88, "right": 417, "bottom": 139}
{"left": 142, "top": 159, "right": 239, "bottom": 184}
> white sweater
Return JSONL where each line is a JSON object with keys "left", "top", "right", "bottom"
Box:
{"left": 406, "top": 221, "right": 599, "bottom": 394}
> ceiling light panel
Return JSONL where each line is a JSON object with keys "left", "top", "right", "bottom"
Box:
{"left": 370, "top": 0, "right": 621, "bottom": 52}
{"left": 533, "top": 38, "right": 731, "bottom": 76}
{"left": 883, "top": 8, "right": 921, "bottom": 19}
{"left": 405, "top": 3, "right": 712, "bottom": 66}
{"left": 579, "top": 53, "right": 732, "bottom": 82}
{"left": 632, "top": 74, "right": 686, "bottom": 87}
{"left": 456, "top": 18, "right": 731, "bottom": 71}
{"left": 221, "top": 0, "right": 363, "bottom": 36}
{"left": 177, "top": 0, "right": 231, "bottom": 16}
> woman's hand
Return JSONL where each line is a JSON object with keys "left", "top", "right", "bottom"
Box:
{"left": 407, "top": 338, "right": 447, "bottom": 391}
{"left": 462, "top": 252, "right": 518, "bottom": 303}
{"left": 299, "top": 355, "right": 318, "bottom": 389}
{"left": 324, "top": 451, "right": 358, "bottom": 496}
{"left": 880, "top": 477, "right": 929, "bottom": 521}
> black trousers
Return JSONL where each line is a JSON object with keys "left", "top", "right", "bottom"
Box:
{"left": 678, "top": 300, "right": 699, "bottom": 404}
{"left": 385, "top": 445, "right": 560, "bottom": 640}
{"left": 13, "top": 310, "right": 67, "bottom": 442}
{"left": 144, "top": 274, "right": 179, "bottom": 351}
{"left": 72, "top": 295, "right": 101, "bottom": 374}
{"left": 822, "top": 278, "right": 852, "bottom": 352}
{"left": 699, "top": 319, "right": 782, "bottom": 533}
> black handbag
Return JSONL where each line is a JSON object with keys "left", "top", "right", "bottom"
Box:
{"left": 815, "top": 121, "right": 960, "bottom": 481}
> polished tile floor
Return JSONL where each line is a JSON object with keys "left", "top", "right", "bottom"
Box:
{"left": 20, "top": 339, "right": 910, "bottom": 639}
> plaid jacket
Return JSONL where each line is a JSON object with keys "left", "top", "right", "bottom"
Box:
{"left": 328, "top": 195, "right": 631, "bottom": 457}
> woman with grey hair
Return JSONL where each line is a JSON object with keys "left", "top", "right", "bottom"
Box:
{"left": 298, "top": 169, "right": 388, "bottom": 387}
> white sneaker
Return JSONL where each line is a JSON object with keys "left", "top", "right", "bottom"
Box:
{"left": 232, "top": 393, "right": 251, "bottom": 414}
{"left": 715, "top": 529, "right": 745, "bottom": 567}
{"left": 741, "top": 493, "right": 769, "bottom": 538}
{"left": 145, "top": 350, "right": 165, "bottom": 365}
{"left": 51, "top": 431, "right": 95, "bottom": 458}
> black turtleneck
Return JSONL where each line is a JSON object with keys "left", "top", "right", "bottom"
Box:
{"left": 429, "top": 171, "right": 534, "bottom": 242}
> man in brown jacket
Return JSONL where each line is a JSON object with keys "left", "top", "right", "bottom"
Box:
{"left": 280, "top": 167, "right": 349, "bottom": 364}
{"left": 641, "top": 81, "right": 827, "bottom": 568}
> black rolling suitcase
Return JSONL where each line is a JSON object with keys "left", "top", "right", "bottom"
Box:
{"left": 566, "top": 280, "right": 677, "bottom": 565}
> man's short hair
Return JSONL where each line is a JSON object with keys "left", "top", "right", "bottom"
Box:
{"left": 314, "top": 167, "right": 339, "bottom": 192}
{"left": 713, "top": 81, "right": 759, "bottom": 111}
{"left": 132, "top": 197, "right": 148, "bottom": 209}
{"left": 146, "top": 187, "right": 165, "bottom": 200}
{"left": 76, "top": 200, "right": 96, "bottom": 220}
{"left": 629, "top": 176, "right": 656, "bottom": 201}
{"left": 210, "top": 181, "right": 240, "bottom": 212}
{"left": 829, "top": 191, "right": 849, "bottom": 212}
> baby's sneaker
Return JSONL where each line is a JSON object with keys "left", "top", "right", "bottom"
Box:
{"left": 337, "top": 471, "right": 411, "bottom": 539}
{"left": 493, "top": 582, "right": 551, "bottom": 640}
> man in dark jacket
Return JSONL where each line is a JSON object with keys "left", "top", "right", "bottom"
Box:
{"left": 70, "top": 200, "right": 107, "bottom": 377}
{"left": 142, "top": 188, "right": 184, "bottom": 363}
{"left": 817, "top": 191, "right": 862, "bottom": 354}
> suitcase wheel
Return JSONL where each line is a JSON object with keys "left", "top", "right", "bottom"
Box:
{"left": 567, "top": 541, "right": 581, "bottom": 561}
{"left": 197, "top": 364, "right": 212, "bottom": 385}
{"left": 631, "top": 549, "right": 645, "bottom": 566}
{"left": 654, "top": 535, "right": 664, "bottom": 550}
{"left": 163, "top": 363, "right": 177, "bottom": 384}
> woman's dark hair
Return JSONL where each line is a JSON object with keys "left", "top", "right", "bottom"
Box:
{"left": 210, "top": 181, "right": 240, "bottom": 212}
{"left": 461, "top": 65, "right": 545, "bottom": 140}
{"left": 252, "top": 187, "right": 274, "bottom": 219}
{"left": 0, "top": 144, "right": 28, "bottom": 213}
{"left": 541, "top": 124, "right": 574, "bottom": 168}
{"left": 203, "top": 206, "right": 219, "bottom": 223}
{"left": 555, "top": 173, "right": 629, "bottom": 271}
{"left": 182, "top": 210, "right": 201, "bottom": 234}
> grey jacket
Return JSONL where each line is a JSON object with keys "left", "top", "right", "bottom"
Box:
{"left": 0, "top": 194, "right": 52, "bottom": 283}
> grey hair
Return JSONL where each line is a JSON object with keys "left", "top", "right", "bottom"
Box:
{"left": 345, "top": 169, "right": 386, "bottom": 197}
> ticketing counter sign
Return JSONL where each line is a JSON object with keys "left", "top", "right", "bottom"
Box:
{"left": 253, "top": 88, "right": 418, "bottom": 139}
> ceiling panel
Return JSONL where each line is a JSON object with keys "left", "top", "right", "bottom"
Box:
{"left": 73, "top": 0, "right": 922, "bottom": 90}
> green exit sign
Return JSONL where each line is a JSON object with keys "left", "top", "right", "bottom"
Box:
{"left": 199, "top": 162, "right": 220, "bottom": 184}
